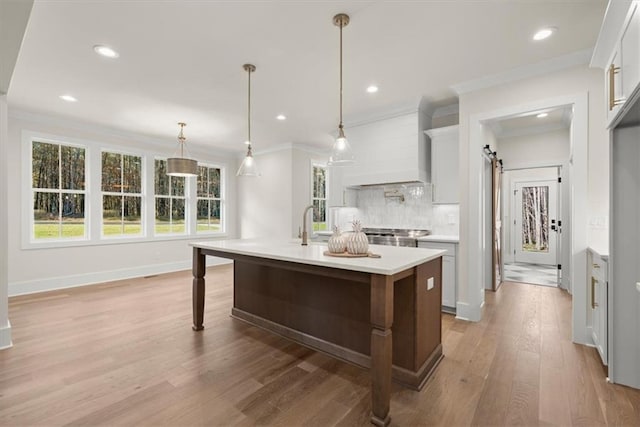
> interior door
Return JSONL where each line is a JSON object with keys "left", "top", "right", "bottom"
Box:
{"left": 514, "top": 180, "right": 558, "bottom": 266}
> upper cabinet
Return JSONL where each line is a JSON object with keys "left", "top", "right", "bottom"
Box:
{"left": 341, "top": 109, "right": 431, "bottom": 187}
{"left": 592, "top": 1, "right": 640, "bottom": 127}
{"left": 425, "top": 125, "right": 459, "bottom": 204}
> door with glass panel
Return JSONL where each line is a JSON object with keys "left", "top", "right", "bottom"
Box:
{"left": 514, "top": 180, "right": 558, "bottom": 266}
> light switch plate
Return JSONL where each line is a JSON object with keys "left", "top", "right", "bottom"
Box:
{"left": 636, "top": 282, "right": 640, "bottom": 293}
{"left": 427, "top": 277, "right": 434, "bottom": 290}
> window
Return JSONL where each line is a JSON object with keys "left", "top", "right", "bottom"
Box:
{"left": 154, "top": 159, "right": 186, "bottom": 234}
{"left": 101, "top": 151, "right": 143, "bottom": 237}
{"left": 196, "top": 165, "right": 223, "bottom": 233}
{"left": 31, "top": 141, "right": 86, "bottom": 240}
{"left": 312, "top": 164, "right": 328, "bottom": 231}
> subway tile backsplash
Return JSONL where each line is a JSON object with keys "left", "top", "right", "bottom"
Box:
{"left": 331, "top": 183, "right": 459, "bottom": 235}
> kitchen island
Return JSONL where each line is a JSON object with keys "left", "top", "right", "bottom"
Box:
{"left": 190, "top": 239, "right": 446, "bottom": 426}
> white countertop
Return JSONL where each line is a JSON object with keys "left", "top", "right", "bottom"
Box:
{"left": 191, "top": 239, "right": 446, "bottom": 275}
{"left": 417, "top": 235, "right": 459, "bottom": 243}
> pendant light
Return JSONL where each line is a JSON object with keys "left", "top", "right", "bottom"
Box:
{"left": 237, "top": 64, "right": 261, "bottom": 177}
{"left": 328, "top": 13, "right": 355, "bottom": 166}
{"left": 167, "top": 122, "right": 198, "bottom": 176}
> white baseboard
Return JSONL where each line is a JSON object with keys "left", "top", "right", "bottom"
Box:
{"left": 0, "top": 320, "right": 12, "bottom": 350}
{"left": 8, "top": 258, "right": 232, "bottom": 297}
{"left": 455, "top": 301, "right": 482, "bottom": 322}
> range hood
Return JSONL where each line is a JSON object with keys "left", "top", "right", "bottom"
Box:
{"left": 339, "top": 108, "right": 431, "bottom": 187}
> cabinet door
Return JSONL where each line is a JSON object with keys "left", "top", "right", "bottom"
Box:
{"left": 590, "top": 254, "right": 608, "bottom": 366}
{"left": 432, "top": 134, "right": 459, "bottom": 204}
{"left": 442, "top": 255, "right": 456, "bottom": 309}
{"left": 621, "top": 2, "right": 640, "bottom": 101}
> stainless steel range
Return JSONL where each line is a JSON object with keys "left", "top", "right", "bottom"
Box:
{"left": 363, "top": 228, "right": 431, "bottom": 247}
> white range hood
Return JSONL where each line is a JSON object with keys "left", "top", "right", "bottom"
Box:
{"left": 339, "top": 108, "right": 431, "bottom": 187}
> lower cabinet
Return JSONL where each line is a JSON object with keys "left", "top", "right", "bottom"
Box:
{"left": 588, "top": 249, "right": 608, "bottom": 365}
{"left": 418, "top": 241, "right": 457, "bottom": 313}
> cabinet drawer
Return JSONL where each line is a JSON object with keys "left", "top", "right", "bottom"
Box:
{"left": 418, "top": 241, "right": 456, "bottom": 256}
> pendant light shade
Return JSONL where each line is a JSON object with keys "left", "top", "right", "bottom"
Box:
{"left": 237, "top": 64, "right": 261, "bottom": 177}
{"left": 328, "top": 13, "right": 355, "bottom": 166}
{"left": 167, "top": 122, "right": 198, "bottom": 176}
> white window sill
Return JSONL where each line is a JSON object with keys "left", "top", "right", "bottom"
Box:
{"left": 22, "top": 232, "right": 230, "bottom": 250}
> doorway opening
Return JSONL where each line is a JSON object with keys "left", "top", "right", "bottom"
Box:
{"left": 503, "top": 167, "right": 562, "bottom": 287}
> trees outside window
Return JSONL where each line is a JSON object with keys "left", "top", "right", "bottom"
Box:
{"left": 31, "top": 141, "right": 86, "bottom": 239}
{"left": 312, "top": 164, "right": 327, "bottom": 231}
{"left": 101, "top": 152, "right": 143, "bottom": 237}
{"left": 154, "top": 159, "right": 186, "bottom": 234}
{"left": 521, "top": 186, "right": 549, "bottom": 252}
{"left": 196, "top": 165, "right": 223, "bottom": 233}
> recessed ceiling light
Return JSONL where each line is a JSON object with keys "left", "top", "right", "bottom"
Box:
{"left": 93, "top": 44, "right": 119, "bottom": 58}
{"left": 537, "top": 112, "right": 548, "bottom": 118}
{"left": 276, "top": 114, "right": 286, "bottom": 120}
{"left": 59, "top": 95, "right": 78, "bottom": 102}
{"left": 366, "top": 85, "right": 379, "bottom": 93}
{"left": 533, "top": 27, "right": 556, "bottom": 41}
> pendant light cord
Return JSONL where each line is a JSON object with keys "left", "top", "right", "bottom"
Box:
{"left": 247, "top": 68, "right": 252, "bottom": 145}
{"left": 339, "top": 22, "right": 343, "bottom": 129}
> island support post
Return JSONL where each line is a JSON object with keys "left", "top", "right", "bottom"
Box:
{"left": 192, "top": 247, "right": 205, "bottom": 331}
{"left": 370, "top": 273, "right": 393, "bottom": 426}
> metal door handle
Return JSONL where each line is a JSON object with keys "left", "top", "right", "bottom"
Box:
{"left": 591, "top": 277, "right": 598, "bottom": 309}
{"left": 609, "top": 63, "right": 624, "bottom": 111}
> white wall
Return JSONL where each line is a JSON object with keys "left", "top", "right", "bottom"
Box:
{"left": 498, "top": 129, "right": 570, "bottom": 168}
{"left": 0, "top": 96, "right": 11, "bottom": 349}
{"left": 7, "top": 112, "right": 238, "bottom": 296}
{"left": 458, "top": 65, "right": 605, "bottom": 332}
{"left": 238, "top": 147, "right": 292, "bottom": 239}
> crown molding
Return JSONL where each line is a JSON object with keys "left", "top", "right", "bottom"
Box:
{"left": 343, "top": 97, "right": 428, "bottom": 128}
{"left": 452, "top": 49, "right": 593, "bottom": 95}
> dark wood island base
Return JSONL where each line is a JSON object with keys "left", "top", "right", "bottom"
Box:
{"left": 191, "top": 245, "right": 443, "bottom": 426}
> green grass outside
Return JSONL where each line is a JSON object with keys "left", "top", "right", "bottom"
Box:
{"left": 34, "top": 219, "right": 220, "bottom": 239}
{"left": 34, "top": 222, "right": 85, "bottom": 239}
{"left": 313, "top": 222, "right": 328, "bottom": 231}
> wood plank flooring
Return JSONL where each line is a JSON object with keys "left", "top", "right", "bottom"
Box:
{"left": 1, "top": 266, "right": 639, "bottom": 426}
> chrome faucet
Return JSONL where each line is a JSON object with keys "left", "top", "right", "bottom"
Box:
{"left": 301, "top": 204, "right": 315, "bottom": 246}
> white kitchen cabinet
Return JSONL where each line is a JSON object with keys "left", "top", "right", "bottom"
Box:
{"left": 621, "top": 2, "right": 640, "bottom": 102}
{"left": 425, "top": 125, "right": 459, "bottom": 204}
{"left": 588, "top": 249, "right": 608, "bottom": 365}
{"left": 593, "top": 1, "right": 640, "bottom": 127}
{"left": 341, "top": 109, "right": 431, "bottom": 187}
{"left": 418, "top": 240, "right": 457, "bottom": 313}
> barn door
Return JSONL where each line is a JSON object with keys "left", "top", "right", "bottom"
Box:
{"left": 492, "top": 159, "right": 503, "bottom": 290}
{"left": 514, "top": 180, "right": 558, "bottom": 266}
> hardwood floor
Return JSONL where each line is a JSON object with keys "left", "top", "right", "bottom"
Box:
{"left": 1, "top": 267, "right": 639, "bottom": 426}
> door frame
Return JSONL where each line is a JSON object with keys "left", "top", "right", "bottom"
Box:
{"left": 512, "top": 178, "right": 559, "bottom": 267}
{"left": 465, "top": 93, "right": 589, "bottom": 346}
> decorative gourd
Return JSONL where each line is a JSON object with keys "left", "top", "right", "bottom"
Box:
{"left": 347, "top": 220, "right": 369, "bottom": 255}
{"left": 327, "top": 225, "right": 346, "bottom": 253}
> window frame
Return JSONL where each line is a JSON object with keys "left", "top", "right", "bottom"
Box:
{"left": 26, "top": 136, "right": 89, "bottom": 245}
{"left": 22, "top": 131, "right": 231, "bottom": 250}
{"left": 100, "top": 149, "right": 145, "bottom": 239}
{"left": 311, "top": 161, "right": 329, "bottom": 232}
{"left": 153, "top": 157, "right": 188, "bottom": 236}
{"left": 195, "top": 164, "right": 226, "bottom": 235}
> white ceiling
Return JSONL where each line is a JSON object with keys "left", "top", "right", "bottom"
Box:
{"left": 8, "top": 0, "right": 607, "bottom": 153}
